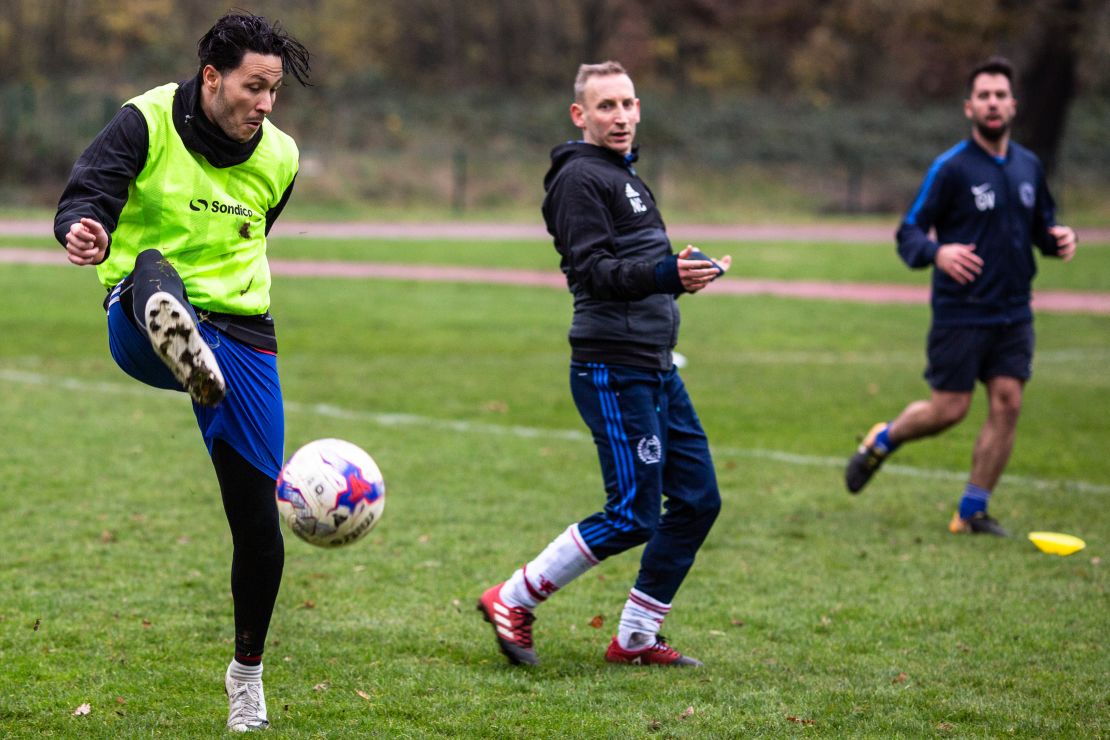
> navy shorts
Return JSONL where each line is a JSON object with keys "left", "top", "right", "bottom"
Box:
{"left": 106, "top": 282, "right": 284, "bottom": 479}
{"left": 924, "top": 321, "right": 1034, "bottom": 393}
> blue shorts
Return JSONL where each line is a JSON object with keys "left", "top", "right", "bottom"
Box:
{"left": 924, "top": 321, "right": 1034, "bottom": 393}
{"left": 106, "top": 284, "right": 284, "bottom": 479}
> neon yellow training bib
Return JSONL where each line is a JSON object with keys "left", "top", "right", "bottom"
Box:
{"left": 98, "top": 82, "right": 299, "bottom": 314}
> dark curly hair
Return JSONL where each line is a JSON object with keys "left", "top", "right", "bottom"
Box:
{"left": 197, "top": 10, "right": 311, "bottom": 86}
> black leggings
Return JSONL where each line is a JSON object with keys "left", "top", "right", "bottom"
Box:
{"left": 126, "top": 249, "right": 283, "bottom": 660}
{"left": 212, "top": 438, "right": 285, "bottom": 662}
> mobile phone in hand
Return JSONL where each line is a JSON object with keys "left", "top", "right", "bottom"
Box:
{"left": 686, "top": 248, "right": 724, "bottom": 278}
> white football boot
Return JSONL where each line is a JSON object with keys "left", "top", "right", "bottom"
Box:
{"left": 144, "top": 291, "right": 225, "bottom": 406}
{"left": 225, "top": 664, "right": 269, "bottom": 732}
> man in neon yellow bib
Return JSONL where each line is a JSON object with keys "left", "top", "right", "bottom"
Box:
{"left": 54, "top": 11, "right": 309, "bottom": 732}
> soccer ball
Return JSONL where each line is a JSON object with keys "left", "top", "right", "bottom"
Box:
{"left": 275, "top": 438, "right": 385, "bottom": 547}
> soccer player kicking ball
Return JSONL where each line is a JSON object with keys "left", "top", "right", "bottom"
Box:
{"left": 478, "top": 61, "right": 731, "bottom": 667}
{"left": 55, "top": 12, "right": 310, "bottom": 731}
{"left": 845, "top": 57, "right": 1078, "bottom": 537}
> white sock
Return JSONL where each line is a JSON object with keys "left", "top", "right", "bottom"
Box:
{"left": 228, "top": 659, "right": 263, "bottom": 683}
{"left": 500, "top": 524, "right": 598, "bottom": 609}
{"left": 617, "top": 588, "right": 671, "bottom": 650}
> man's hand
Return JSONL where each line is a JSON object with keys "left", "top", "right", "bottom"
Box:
{"left": 1049, "top": 225, "right": 1077, "bottom": 262}
{"left": 677, "top": 245, "right": 732, "bottom": 293}
{"left": 935, "top": 243, "right": 983, "bottom": 285}
{"left": 65, "top": 218, "right": 109, "bottom": 266}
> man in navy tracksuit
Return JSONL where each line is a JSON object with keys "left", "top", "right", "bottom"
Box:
{"left": 478, "top": 61, "right": 732, "bottom": 667}
{"left": 845, "top": 57, "right": 1078, "bottom": 536}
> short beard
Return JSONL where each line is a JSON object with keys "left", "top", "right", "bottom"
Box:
{"left": 975, "top": 120, "right": 1009, "bottom": 142}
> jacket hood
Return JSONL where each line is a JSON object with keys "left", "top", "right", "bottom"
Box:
{"left": 544, "top": 141, "right": 639, "bottom": 191}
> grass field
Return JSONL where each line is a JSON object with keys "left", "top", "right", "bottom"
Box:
{"left": 0, "top": 237, "right": 1107, "bottom": 737}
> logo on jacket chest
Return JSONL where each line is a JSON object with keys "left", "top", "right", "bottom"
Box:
{"left": 971, "top": 183, "right": 995, "bottom": 212}
{"left": 625, "top": 182, "right": 648, "bottom": 214}
{"left": 1019, "top": 182, "right": 1035, "bottom": 209}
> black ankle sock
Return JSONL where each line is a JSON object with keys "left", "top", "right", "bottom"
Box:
{"left": 129, "top": 249, "right": 193, "bottom": 329}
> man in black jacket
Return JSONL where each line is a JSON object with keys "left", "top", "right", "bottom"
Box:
{"left": 479, "top": 61, "right": 731, "bottom": 667}
{"left": 844, "top": 57, "right": 1077, "bottom": 536}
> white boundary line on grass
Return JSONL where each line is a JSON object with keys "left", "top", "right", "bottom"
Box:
{"left": 3, "top": 367, "right": 1107, "bottom": 496}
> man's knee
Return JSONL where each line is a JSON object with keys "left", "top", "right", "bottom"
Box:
{"left": 693, "top": 487, "right": 722, "bottom": 525}
{"left": 665, "top": 485, "right": 721, "bottom": 531}
{"left": 988, "top": 377, "right": 1024, "bottom": 418}
{"left": 933, "top": 392, "right": 972, "bottom": 427}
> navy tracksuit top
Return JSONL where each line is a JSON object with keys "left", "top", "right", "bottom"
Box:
{"left": 896, "top": 138, "right": 1062, "bottom": 327}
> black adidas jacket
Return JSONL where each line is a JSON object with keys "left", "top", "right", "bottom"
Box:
{"left": 541, "top": 142, "right": 684, "bottom": 371}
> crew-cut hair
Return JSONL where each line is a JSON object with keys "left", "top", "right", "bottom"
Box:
{"left": 967, "top": 56, "right": 1014, "bottom": 97}
{"left": 197, "top": 10, "right": 311, "bottom": 86}
{"left": 574, "top": 61, "right": 629, "bottom": 101}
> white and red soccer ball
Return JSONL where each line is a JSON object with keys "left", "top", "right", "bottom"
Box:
{"left": 276, "top": 438, "right": 385, "bottom": 547}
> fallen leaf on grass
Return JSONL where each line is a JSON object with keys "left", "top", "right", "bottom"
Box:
{"left": 141, "top": 619, "right": 152, "bottom": 629}
{"left": 100, "top": 530, "right": 116, "bottom": 543}
{"left": 299, "top": 600, "right": 316, "bottom": 609}
{"left": 589, "top": 614, "right": 604, "bottom": 629}
{"left": 730, "top": 618, "right": 745, "bottom": 627}
{"left": 356, "top": 690, "right": 372, "bottom": 702}
{"left": 892, "top": 672, "right": 908, "bottom": 684}
{"left": 786, "top": 716, "right": 815, "bottom": 725}
{"left": 679, "top": 706, "right": 695, "bottom": 719}
{"left": 937, "top": 722, "right": 955, "bottom": 731}
{"left": 647, "top": 719, "right": 662, "bottom": 731}
{"left": 313, "top": 682, "right": 330, "bottom": 692}
{"left": 73, "top": 704, "right": 91, "bottom": 716}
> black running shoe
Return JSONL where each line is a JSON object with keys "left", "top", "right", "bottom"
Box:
{"left": 845, "top": 422, "right": 889, "bottom": 494}
{"left": 949, "top": 511, "right": 1009, "bottom": 537}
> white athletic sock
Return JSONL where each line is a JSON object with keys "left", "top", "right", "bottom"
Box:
{"left": 228, "top": 659, "right": 263, "bottom": 683}
{"left": 617, "top": 588, "right": 671, "bottom": 650}
{"left": 500, "top": 524, "right": 598, "bottom": 609}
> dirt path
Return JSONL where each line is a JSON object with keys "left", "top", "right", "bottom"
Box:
{"left": 4, "top": 246, "right": 1108, "bottom": 315}
{"left": 8, "top": 219, "right": 1110, "bottom": 243}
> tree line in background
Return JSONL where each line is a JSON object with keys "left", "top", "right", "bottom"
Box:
{"left": 1, "top": 0, "right": 1107, "bottom": 213}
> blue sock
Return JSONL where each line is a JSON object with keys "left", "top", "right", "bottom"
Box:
{"left": 873, "top": 424, "right": 898, "bottom": 455}
{"left": 959, "top": 483, "right": 991, "bottom": 519}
